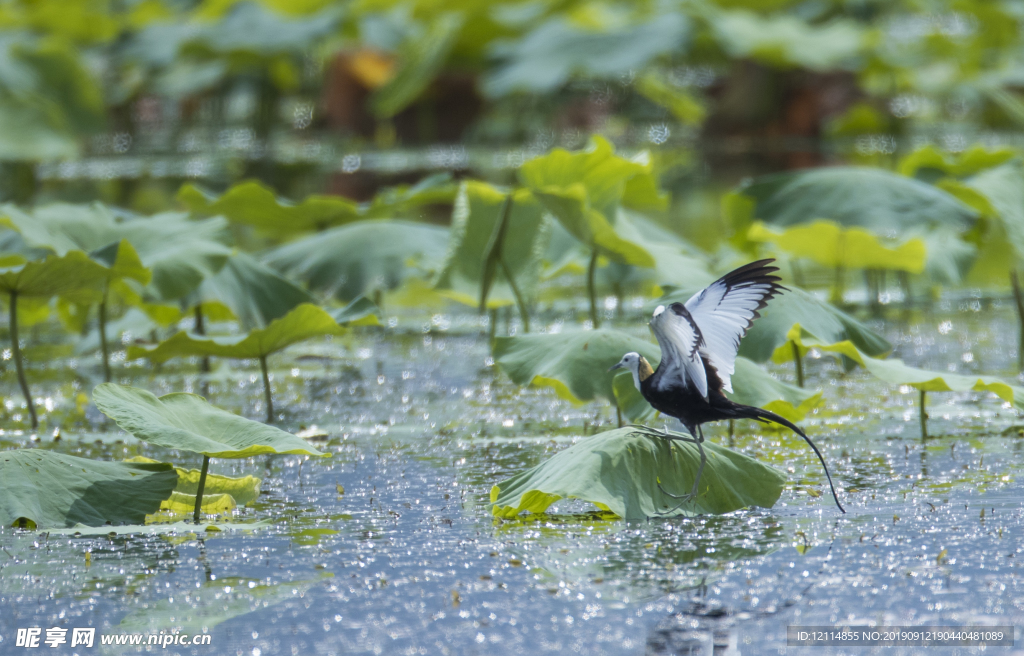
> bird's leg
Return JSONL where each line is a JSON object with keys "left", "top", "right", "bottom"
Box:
{"left": 656, "top": 426, "right": 708, "bottom": 513}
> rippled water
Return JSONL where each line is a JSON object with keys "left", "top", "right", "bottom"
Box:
{"left": 1, "top": 298, "right": 1023, "bottom": 655}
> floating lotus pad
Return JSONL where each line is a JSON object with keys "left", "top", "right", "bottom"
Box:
{"left": 0, "top": 449, "right": 177, "bottom": 528}
{"left": 491, "top": 427, "right": 786, "bottom": 519}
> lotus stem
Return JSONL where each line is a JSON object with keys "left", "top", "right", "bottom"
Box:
{"left": 919, "top": 389, "right": 928, "bottom": 439}
{"left": 259, "top": 355, "right": 274, "bottom": 423}
{"left": 488, "top": 308, "right": 497, "bottom": 341}
{"left": 194, "top": 305, "right": 210, "bottom": 374}
{"left": 98, "top": 292, "right": 111, "bottom": 383}
{"left": 728, "top": 420, "right": 735, "bottom": 448}
{"left": 193, "top": 455, "right": 210, "bottom": 524}
{"left": 791, "top": 340, "right": 804, "bottom": 387}
{"left": 498, "top": 257, "right": 530, "bottom": 333}
{"left": 1012, "top": 270, "right": 1024, "bottom": 371}
{"left": 831, "top": 265, "right": 845, "bottom": 305}
{"left": 587, "top": 249, "right": 600, "bottom": 328}
{"left": 616, "top": 404, "right": 623, "bottom": 428}
{"left": 9, "top": 292, "right": 36, "bottom": 429}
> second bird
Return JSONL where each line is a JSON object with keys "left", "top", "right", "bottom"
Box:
{"left": 610, "top": 259, "right": 845, "bottom": 513}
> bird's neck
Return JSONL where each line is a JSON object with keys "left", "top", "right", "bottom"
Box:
{"left": 635, "top": 357, "right": 654, "bottom": 390}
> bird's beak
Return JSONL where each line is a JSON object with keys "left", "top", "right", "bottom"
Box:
{"left": 608, "top": 362, "right": 624, "bottom": 372}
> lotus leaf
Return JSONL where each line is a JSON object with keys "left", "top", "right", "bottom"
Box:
{"left": 493, "top": 329, "right": 660, "bottom": 406}
{"left": 434, "top": 181, "right": 550, "bottom": 309}
{"left": 127, "top": 303, "right": 347, "bottom": 363}
{"left": 184, "top": 252, "right": 317, "bottom": 330}
{"left": 93, "top": 383, "right": 328, "bottom": 459}
{"left": 748, "top": 220, "right": 927, "bottom": 274}
{"left": 263, "top": 220, "right": 450, "bottom": 302}
{"left": 178, "top": 180, "right": 361, "bottom": 236}
{"left": 710, "top": 11, "right": 864, "bottom": 71}
{"left": 0, "top": 449, "right": 177, "bottom": 528}
{"left": 484, "top": 13, "right": 689, "bottom": 97}
{"left": 735, "top": 167, "right": 977, "bottom": 230}
{"left": 490, "top": 427, "right": 785, "bottom": 519}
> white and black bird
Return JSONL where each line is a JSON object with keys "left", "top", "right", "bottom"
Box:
{"left": 610, "top": 259, "right": 844, "bottom": 513}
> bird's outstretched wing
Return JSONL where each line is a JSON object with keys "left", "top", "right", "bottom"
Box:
{"left": 649, "top": 302, "right": 709, "bottom": 399}
{"left": 683, "top": 259, "right": 783, "bottom": 393}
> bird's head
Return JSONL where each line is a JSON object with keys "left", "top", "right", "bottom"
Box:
{"left": 609, "top": 352, "right": 654, "bottom": 390}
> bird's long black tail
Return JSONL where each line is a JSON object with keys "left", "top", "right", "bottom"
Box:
{"left": 737, "top": 405, "right": 845, "bottom": 513}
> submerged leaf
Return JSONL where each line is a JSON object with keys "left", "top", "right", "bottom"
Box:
{"left": 0, "top": 449, "right": 177, "bottom": 528}
{"left": 490, "top": 427, "right": 785, "bottom": 519}
{"left": 93, "top": 383, "right": 328, "bottom": 459}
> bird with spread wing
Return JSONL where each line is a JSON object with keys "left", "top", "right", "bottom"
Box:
{"left": 610, "top": 259, "right": 845, "bottom": 513}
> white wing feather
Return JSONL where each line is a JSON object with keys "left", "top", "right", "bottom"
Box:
{"left": 683, "top": 264, "right": 780, "bottom": 393}
{"left": 649, "top": 304, "right": 708, "bottom": 399}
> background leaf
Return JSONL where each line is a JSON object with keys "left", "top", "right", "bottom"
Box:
{"left": 93, "top": 383, "right": 329, "bottom": 459}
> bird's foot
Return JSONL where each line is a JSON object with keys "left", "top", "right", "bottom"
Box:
{"left": 656, "top": 480, "right": 700, "bottom": 512}
{"left": 626, "top": 423, "right": 672, "bottom": 437}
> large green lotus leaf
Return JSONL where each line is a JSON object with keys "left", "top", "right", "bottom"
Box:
{"left": 736, "top": 167, "right": 977, "bottom": 231}
{"left": 490, "top": 427, "right": 785, "bottom": 519}
{"left": 611, "top": 210, "right": 716, "bottom": 288}
{"left": 810, "top": 342, "right": 1024, "bottom": 411}
{"left": 189, "top": 3, "right": 339, "bottom": 57}
{"left": 913, "top": 226, "right": 978, "bottom": 285}
{"left": 483, "top": 13, "right": 689, "bottom": 97}
{"left": 371, "top": 13, "right": 463, "bottom": 118}
{"left": 898, "top": 144, "right": 1016, "bottom": 180}
{"left": 710, "top": 11, "right": 864, "bottom": 71}
{"left": 0, "top": 449, "right": 177, "bottom": 528}
{"left": 125, "top": 216, "right": 232, "bottom": 302}
{"left": 652, "top": 286, "right": 890, "bottom": 364}
{"left": 434, "top": 181, "right": 551, "bottom": 308}
{"left": 748, "top": 220, "right": 926, "bottom": 273}
{"left": 92, "top": 383, "right": 328, "bottom": 459}
{"left": 184, "top": 252, "right": 316, "bottom": 330}
{"left": 962, "top": 160, "right": 1024, "bottom": 261}
{"left": 362, "top": 173, "right": 459, "bottom": 219}
{"left": 613, "top": 355, "right": 820, "bottom": 424}
{"left": 263, "top": 220, "right": 450, "bottom": 302}
{"left": 493, "top": 329, "right": 660, "bottom": 405}
{"left": 127, "top": 303, "right": 345, "bottom": 363}
{"left": 0, "top": 250, "right": 109, "bottom": 298}
{"left": 177, "top": 181, "right": 360, "bottom": 236}
{"left": 532, "top": 187, "right": 654, "bottom": 267}
{"left": 519, "top": 136, "right": 658, "bottom": 220}
{"left": 0, "top": 202, "right": 117, "bottom": 254}
{"left": 88, "top": 239, "right": 152, "bottom": 285}
{"left": 0, "top": 205, "right": 230, "bottom": 300}
{"left": 0, "top": 35, "right": 104, "bottom": 160}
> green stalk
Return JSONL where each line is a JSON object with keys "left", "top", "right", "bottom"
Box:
{"left": 616, "top": 404, "right": 623, "bottom": 428}
{"left": 791, "top": 340, "right": 804, "bottom": 388}
{"left": 498, "top": 257, "right": 530, "bottom": 333}
{"left": 259, "top": 355, "right": 274, "bottom": 423}
{"left": 192, "top": 455, "right": 210, "bottom": 524}
{"left": 194, "top": 305, "right": 210, "bottom": 374}
{"left": 1012, "top": 271, "right": 1024, "bottom": 371}
{"left": 9, "top": 292, "right": 37, "bottom": 429}
{"left": 488, "top": 308, "right": 497, "bottom": 341}
{"left": 98, "top": 290, "right": 111, "bottom": 383}
{"left": 919, "top": 389, "right": 928, "bottom": 439}
{"left": 587, "top": 249, "right": 600, "bottom": 328}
